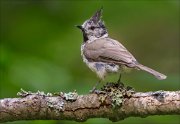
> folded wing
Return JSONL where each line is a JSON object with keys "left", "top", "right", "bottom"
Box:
{"left": 83, "top": 38, "right": 138, "bottom": 67}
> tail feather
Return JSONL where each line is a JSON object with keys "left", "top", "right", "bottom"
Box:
{"left": 136, "top": 64, "right": 167, "bottom": 80}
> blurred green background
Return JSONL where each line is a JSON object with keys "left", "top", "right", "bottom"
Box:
{"left": 0, "top": 0, "right": 179, "bottom": 124}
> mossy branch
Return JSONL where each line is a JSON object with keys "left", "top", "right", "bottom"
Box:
{"left": 0, "top": 83, "right": 180, "bottom": 123}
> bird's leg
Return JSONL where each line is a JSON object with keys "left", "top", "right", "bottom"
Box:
{"left": 117, "top": 73, "right": 122, "bottom": 84}
{"left": 117, "top": 73, "right": 125, "bottom": 87}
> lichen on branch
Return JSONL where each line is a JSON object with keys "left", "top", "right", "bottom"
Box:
{"left": 0, "top": 82, "right": 179, "bottom": 123}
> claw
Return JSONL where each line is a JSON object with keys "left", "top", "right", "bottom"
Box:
{"left": 89, "top": 87, "right": 97, "bottom": 93}
{"left": 89, "top": 89, "right": 106, "bottom": 94}
{"left": 89, "top": 80, "right": 101, "bottom": 93}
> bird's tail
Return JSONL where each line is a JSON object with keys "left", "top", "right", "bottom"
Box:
{"left": 136, "top": 64, "right": 167, "bottom": 80}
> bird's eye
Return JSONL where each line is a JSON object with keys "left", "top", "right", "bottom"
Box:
{"left": 90, "top": 26, "right": 95, "bottom": 30}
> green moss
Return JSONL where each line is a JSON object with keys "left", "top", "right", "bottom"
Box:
{"left": 99, "top": 94, "right": 107, "bottom": 104}
{"left": 17, "top": 89, "right": 65, "bottom": 113}
{"left": 99, "top": 82, "right": 135, "bottom": 107}
{"left": 62, "top": 91, "right": 78, "bottom": 101}
{"left": 17, "top": 88, "right": 53, "bottom": 97}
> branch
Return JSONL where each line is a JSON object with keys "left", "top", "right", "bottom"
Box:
{"left": 0, "top": 83, "right": 180, "bottom": 123}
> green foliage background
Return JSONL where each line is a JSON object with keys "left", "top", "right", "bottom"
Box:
{"left": 0, "top": 0, "right": 179, "bottom": 124}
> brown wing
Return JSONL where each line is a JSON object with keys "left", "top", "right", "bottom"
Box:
{"left": 83, "top": 38, "right": 138, "bottom": 66}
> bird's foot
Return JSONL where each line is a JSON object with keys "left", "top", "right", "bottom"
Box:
{"left": 89, "top": 81, "right": 100, "bottom": 93}
{"left": 117, "top": 78, "right": 124, "bottom": 87}
{"left": 117, "top": 81, "right": 124, "bottom": 88}
{"left": 89, "top": 86, "right": 96, "bottom": 93}
{"left": 90, "top": 89, "right": 106, "bottom": 94}
{"left": 89, "top": 88, "right": 106, "bottom": 94}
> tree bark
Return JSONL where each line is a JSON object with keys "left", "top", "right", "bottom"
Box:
{"left": 0, "top": 86, "right": 180, "bottom": 123}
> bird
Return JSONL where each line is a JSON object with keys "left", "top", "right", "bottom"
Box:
{"left": 76, "top": 8, "right": 167, "bottom": 91}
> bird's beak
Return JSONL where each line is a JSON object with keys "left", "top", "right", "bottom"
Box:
{"left": 75, "top": 25, "right": 83, "bottom": 30}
